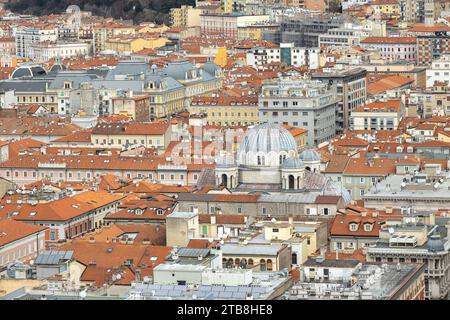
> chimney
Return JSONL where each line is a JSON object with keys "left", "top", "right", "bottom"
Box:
{"left": 361, "top": 211, "right": 367, "bottom": 217}
{"left": 88, "top": 236, "right": 95, "bottom": 243}
{"left": 288, "top": 216, "right": 293, "bottom": 225}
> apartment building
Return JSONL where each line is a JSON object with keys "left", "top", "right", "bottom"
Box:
{"left": 90, "top": 122, "right": 171, "bottom": 151}
{"left": 360, "top": 37, "right": 418, "bottom": 62}
{"left": 366, "top": 221, "right": 450, "bottom": 300}
{"left": 246, "top": 43, "right": 320, "bottom": 69}
{"left": 350, "top": 99, "right": 406, "bottom": 130}
{"left": 170, "top": 5, "right": 202, "bottom": 28}
{"left": 311, "top": 66, "right": 367, "bottom": 134}
{"left": 426, "top": 54, "right": 450, "bottom": 87}
{"left": 0, "top": 219, "right": 47, "bottom": 273}
{"left": 200, "top": 13, "right": 270, "bottom": 39}
{"left": 342, "top": 157, "right": 397, "bottom": 200}
{"left": 15, "top": 26, "right": 58, "bottom": 59}
{"left": 189, "top": 96, "right": 259, "bottom": 126}
{"left": 258, "top": 79, "right": 337, "bottom": 146}
{"left": 30, "top": 41, "right": 91, "bottom": 63}
{"left": 105, "top": 36, "right": 168, "bottom": 55}
{"left": 92, "top": 23, "right": 136, "bottom": 55}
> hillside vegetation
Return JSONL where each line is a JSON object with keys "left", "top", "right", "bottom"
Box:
{"left": 6, "top": 0, "right": 195, "bottom": 24}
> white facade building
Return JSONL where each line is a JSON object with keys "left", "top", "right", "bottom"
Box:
{"left": 426, "top": 54, "right": 450, "bottom": 87}
{"left": 15, "top": 27, "right": 58, "bottom": 59}
{"left": 247, "top": 43, "right": 320, "bottom": 69}
{"left": 30, "top": 41, "right": 91, "bottom": 63}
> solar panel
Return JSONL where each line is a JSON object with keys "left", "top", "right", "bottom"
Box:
{"left": 232, "top": 292, "right": 247, "bottom": 299}
{"left": 168, "top": 290, "right": 183, "bottom": 297}
{"left": 225, "top": 286, "right": 239, "bottom": 292}
{"left": 198, "top": 285, "right": 211, "bottom": 291}
{"left": 219, "top": 291, "right": 233, "bottom": 299}
{"left": 251, "top": 287, "right": 267, "bottom": 294}
{"left": 211, "top": 286, "right": 225, "bottom": 292}
{"left": 157, "top": 289, "right": 168, "bottom": 296}
{"left": 160, "top": 285, "right": 174, "bottom": 291}
{"left": 177, "top": 248, "right": 210, "bottom": 258}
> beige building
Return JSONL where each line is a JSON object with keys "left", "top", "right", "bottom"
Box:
{"left": 92, "top": 23, "right": 136, "bottom": 55}
{"left": 166, "top": 211, "right": 200, "bottom": 247}
{"left": 91, "top": 122, "right": 171, "bottom": 151}
{"left": 170, "top": 5, "right": 202, "bottom": 28}
{"left": 221, "top": 242, "right": 292, "bottom": 272}
{"left": 105, "top": 36, "right": 168, "bottom": 55}
{"left": 350, "top": 100, "right": 406, "bottom": 131}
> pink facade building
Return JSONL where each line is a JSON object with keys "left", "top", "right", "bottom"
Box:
{"left": 0, "top": 219, "right": 47, "bottom": 271}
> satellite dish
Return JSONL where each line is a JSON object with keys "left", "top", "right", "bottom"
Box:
{"left": 388, "top": 228, "right": 394, "bottom": 234}
{"left": 79, "top": 290, "right": 87, "bottom": 299}
{"left": 116, "top": 274, "right": 122, "bottom": 280}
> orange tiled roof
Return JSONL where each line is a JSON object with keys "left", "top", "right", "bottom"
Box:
{"left": 0, "top": 219, "right": 47, "bottom": 248}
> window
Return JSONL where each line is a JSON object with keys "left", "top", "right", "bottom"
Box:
{"left": 349, "top": 223, "right": 358, "bottom": 231}
{"left": 364, "top": 223, "right": 372, "bottom": 232}
{"left": 272, "top": 228, "right": 279, "bottom": 233}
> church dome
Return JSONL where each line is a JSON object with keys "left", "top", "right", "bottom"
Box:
{"left": 281, "top": 157, "right": 305, "bottom": 170}
{"left": 300, "top": 149, "right": 320, "bottom": 162}
{"left": 238, "top": 123, "right": 297, "bottom": 155}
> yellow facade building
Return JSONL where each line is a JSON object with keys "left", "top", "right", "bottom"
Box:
{"left": 370, "top": 0, "right": 400, "bottom": 16}
{"left": 91, "top": 122, "right": 171, "bottom": 151}
{"left": 169, "top": 5, "right": 201, "bottom": 27}
{"left": 93, "top": 23, "right": 136, "bottom": 54}
{"left": 237, "top": 24, "right": 279, "bottom": 41}
{"left": 105, "top": 36, "right": 169, "bottom": 55}
{"left": 189, "top": 96, "right": 259, "bottom": 126}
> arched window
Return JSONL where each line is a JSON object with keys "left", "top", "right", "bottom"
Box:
{"left": 257, "top": 156, "right": 262, "bottom": 165}
{"left": 248, "top": 259, "right": 254, "bottom": 266}
{"left": 235, "top": 258, "right": 240, "bottom": 267}
{"left": 240, "top": 258, "right": 247, "bottom": 268}
{"left": 222, "top": 258, "right": 227, "bottom": 268}
{"left": 292, "top": 253, "right": 298, "bottom": 265}
{"left": 267, "top": 259, "right": 273, "bottom": 271}
{"left": 221, "top": 174, "right": 227, "bottom": 187}
{"left": 226, "top": 258, "right": 233, "bottom": 268}
{"left": 279, "top": 155, "right": 283, "bottom": 164}
{"left": 260, "top": 259, "right": 266, "bottom": 271}
{"left": 289, "top": 175, "right": 295, "bottom": 189}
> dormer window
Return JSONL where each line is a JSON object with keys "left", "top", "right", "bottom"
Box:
{"left": 135, "top": 209, "right": 143, "bottom": 215}
{"left": 349, "top": 223, "right": 358, "bottom": 231}
{"left": 363, "top": 223, "right": 373, "bottom": 232}
{"left": 156, "top": 209, "right": 164, "bottom": 215}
